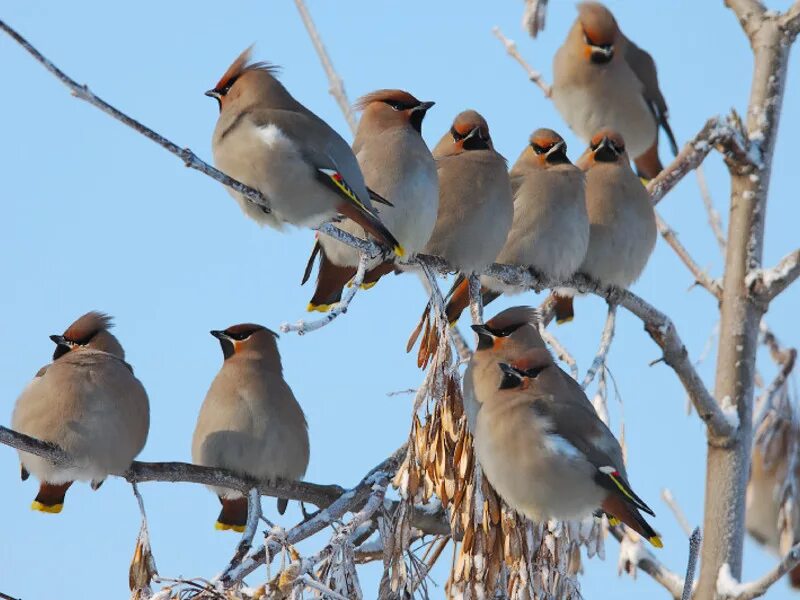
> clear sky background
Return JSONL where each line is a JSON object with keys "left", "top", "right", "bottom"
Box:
{"left": 1, "top": 1, "right": 799, "bottom": 598}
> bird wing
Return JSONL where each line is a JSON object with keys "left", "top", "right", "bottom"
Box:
{"left": 624, "top": 38, "right": 679, "bottom": 156}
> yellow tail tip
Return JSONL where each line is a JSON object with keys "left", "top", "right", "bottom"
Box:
{"left": 306, "top": 302, "right": 332, "bottom": 313}
{"left": 556, "top": 316, "right": 574, "bottom": 325}
{"left": 649, "top": 536, "right": 664, "bottom": 549}
{"left": 360, "top": 281, "right": 377, "bottom": 290}
{"left": 639, "top": 176, "right": 651, "bottom": 186}
{"left": 215, "top": 521, "right": 245, "bottom": 533}
{"left": 394, "top": 245, "right": 405, "bottom": 257}
{"left": 31, "top": 501, "right": 63, "bottom": 514}
{"left": 607, "top": 516, "right": 621, "bottom": 526}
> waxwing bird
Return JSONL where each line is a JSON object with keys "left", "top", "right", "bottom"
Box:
{"left": 552, "top": 2, "right": 678, "bottom": 180}
{"left": 207, "top": 47, "right": 401, "bottom": 254}
{"left": 464, "top": 311, "right": 661, "bottom": 547}
{"left": 192, "top": 324, "right": 309, "bottom": 531}
{"left": 303, "top": 89, "right": 438, "bottom": 311}
{"left": 746, "top": 432, "right": 800, "bottom": 587}
{"left": 12, "top": 312, "right": 149, "bottom": 513}
{"left": 406, "top": 111, "right": 513, "bottom": 366}
{"left": 553, "top": 130, "right": 656, "bottom": 323}
{"left": 444, "top": 129, "right": 588, "bottom": 324}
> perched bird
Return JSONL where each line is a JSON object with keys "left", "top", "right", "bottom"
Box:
{"left": 746, "top": 431, "right": 800, "bottom": 587}
{"left": 207, "top": 47, "right": 401, "bottom": 253}
{"left": 464, "top": 307, "right": 662, "bottom": 547}
{"left": 552, "top": 1, "right": 677, "bottom": 179}
{"left": 12, "top": 312, "right": 149, "bottom": 513}
{"left": 303, "top": 89, "right": 438, "bottom": 311}
{"left": 192, "top": 324, "right": 309, "bottom": 531}
{"left": 407, "top": 110, "right": 513, "bottom": 366}
{"left": 423, "top": 110, "right": 513, "bottom": 273}
{"left": 444, "top": 129, "right": 588, "bottom": 324}
{"left": 554, "top": 129, "right": 657, "bottom": 323}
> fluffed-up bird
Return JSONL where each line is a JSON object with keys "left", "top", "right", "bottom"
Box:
{"left": 746, "top": 429, "right": 800, "bottom": 587}
{"left": 552, "top": 1, "right": 678, "bottom": 179}
{"left": 407, "top": 110, "right": 513, "bottom": 366}
{"left": 464, "top": 306, "right": 662, "bottom": 547}
{"left": 554, "top": 129, "right": 657, "bottom": 323}
{"left": 12, "top": 312, "right": 150, "bottom": 513}
{"left": 192, "top": 324, "right": 309, "bottom": 532}
{"left": 444, "top": 129, "right": 588, "bottom": 324}
{"left": 303, "top": 89, "right": 438, "bottom": 311}
{"left": 207, "top": 47, "right": 401, "bottom": 254}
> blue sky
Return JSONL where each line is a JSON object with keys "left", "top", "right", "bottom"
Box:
{"left": 1, "top": 1, "right": 799, "bottom": 598}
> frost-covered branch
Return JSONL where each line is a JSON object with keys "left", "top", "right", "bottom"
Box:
{"left": 582, "top": 303, "right": 617, "bottom": 388}
{"left": 491, "top": 26, "right": 552, "bottom": 96}
{"left": 612, "top": 528, "right": 684, "bottom": 599}
{"left": 522, "top": 0, "right": 549, "bottom": 37}
{"left": 749, "top": 247, "right": 800, "bottom": 304}
{"left": 0, "top": 20, "right": 272, "bottom": 213}
{"left": 682, "top": 527, "right": 702, "bottom": 600}
{"left": 717, "top": 541, "right": 800, "bottom": 599}
{"left": 293, "top": 0, "right": 358, "bottom": 135}
{"left": 219, "top": 488, "right": 262, "bottom": 587}
{"left": 782, "top": 1, "right": 800, "bottom": 38}
{"left": 661, "top": 488, "right": 693, "bottom": 538}
{"left": 540, "top": 326, "right": 579, "bottom": 380}
{"left": 656, "top": 213, "right": 722, "bottom": 298}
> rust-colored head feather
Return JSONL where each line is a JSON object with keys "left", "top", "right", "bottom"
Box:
{"left": 354, "top": 89, "right": 422, "bottom": 111}
{"left": 451, "top": 110, "right": 490, "bottom": 138}
{"left": 212, "top": 46, "right": 281, "bottom": 93}
{"left": 223, "top": 323, "right": 270, "bottom": 338}
{"left": 577, "top": 2, "right": 619, "bottom": 46}
{"left": 486, "top": 306, "right": 540, "bottom": 332}
{"left": 63, "top": 311, "right": 114, "bottom": 343}
{"left": 530, "top": 128, "right": 564, "bottom": 150}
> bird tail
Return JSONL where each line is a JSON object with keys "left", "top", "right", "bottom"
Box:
{"left": 791, "top": 563, "right": 800, "bottom": 588}
{"left": 361, "top": 261, "right": 395, "bottom": 290}
{"left": 553, "top": 293, "right": 575, "bottom": 324}
{"left": 277, "top": 497, "right": 288, "bottom": 515}
{"left": 602, "top": 494, "right": 663, "bottom": 548}
{"left": 634, "top": 141, "right": 663, "bottom": 181}
{"left": 32, "top": 481, "right": 73, "bottom": 514}
{"left": 444, "top": 276, "right": 470, "bottom": 325}
{"left": 335, "top": 201, "right": 403, "bottom": 256}
{"left": 305, "top": 245, "right": 355, "bottom": 313}
{"left": 215, "top": 496, "right": 248, "bottom": 533}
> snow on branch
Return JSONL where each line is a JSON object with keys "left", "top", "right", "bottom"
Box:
{"left": 0, "top": 20, "right": 272, "bottom": 214}
{"left": 612, "top": 527, "right": 685, "bottom": 599}
{"left": 682, "top": 527, "right": 702, "bottom": 600}
{"left": 717, "top": 541, "right": 800, "bottom": 599}
{"left": 748, "top": 247, "right": 800, "bottom": 304}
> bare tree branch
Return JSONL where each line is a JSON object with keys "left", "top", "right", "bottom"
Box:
{"left": 220, "top": 488, "right": 262, "bottom": 587}
{"left": 491, "top": 26, "right": 552, "bottom": 96}
{"left": 539, "top": 325, "right": 579, "bottom": 380}
{"left": 781, "top": 1, "right": 800, "bottom": 39}
{"left": 656, "top": 213, "right": 722, "bottom": 298}
{"left": 611, "top": 527, "right": 684, "bottom": 599}
{"left": 717, "top": 541, "right": 800, "bottom": 599}
{"left": 749, "top": 247, "right": 800, "bottom": 304}
{"left": 725, "top": 0, "right": 768, "bottom": 41}
{"left": 582, "top": 303, "right": 617, "bottom": 389}
{"left": 697, "top": 165, "right": 727, "bottom": 255}
{"left": 522, "top": 0, "right": 549, "bottom": 37}
{"left": 662, "top": 488, "right": 694, "bottom": 538}
{"left": 682, "top": 528, "right": 702, "bottom": 600}
{"left": 0, "top": 20, "right": 272, "bottom": 214}
{"left": 293, "top": 0, "right": 358, "bottom": 135}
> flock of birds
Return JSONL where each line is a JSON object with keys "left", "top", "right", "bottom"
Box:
{"left": 12, "top": 2, "right": 676, "bottom": 546}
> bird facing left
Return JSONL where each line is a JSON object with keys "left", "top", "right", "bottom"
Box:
{"left": 12, "top": 311, "right": 150, "bottom": 513}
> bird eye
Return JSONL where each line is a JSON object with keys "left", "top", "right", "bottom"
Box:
{"left": 450, "top": 126, "right": 465, "bottom": 142}
{"left": 218, "top": 76, "right": 239, "bottom": 96}
{"left": 523, "top": 366, "right": 544, "bottom": 378}
{"left": 531, "top": 143, "right": 547, "bottom": 155}
{"left": 227, "top": 331, "right": 251, "bottom": 341}
{"left": 487, "top": 322, "right": 525, "bottom": 337}
{"left": 499, "top": 371, "right": 523, "bottom": 390}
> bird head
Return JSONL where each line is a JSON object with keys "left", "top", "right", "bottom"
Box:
{"left": 527, "top": 128, "right": 570, "bottom": 167}
{"left": 51, "top": 311, "right": 124, "bottom": 360}
{"left": 589, "top": 129, "right": 626, "bottom": 164}
{"left": 434, "top": 110, "right": 493, "bottom": 157}
{"left": 210, "top": 323, "right": 280, "bottom": 365}
{"left": 355, "top": 89, "right": 435, "bottom": 134}
{"left": 205, "top": 46, "right": 281, "bottom": 112}
{"left": 577, "top": 2, "right": 619, "bottom": 64}
{"left": 471, "top": 306, "right": 546, "bottom": 354}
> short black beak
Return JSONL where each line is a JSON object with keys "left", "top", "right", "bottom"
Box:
{"left": 210, "top": 330, "right": 228, "bottom": 340}
{"left": 413, "top": 101, "right": 435, "bottom": 113}
{"left": 205, "top": 89, "right": 221, "bottom": 100}
{"left": 545, "top": 140, "right": 569, "bottom": 164}
{"left": 471, "top": 324, "right": 495, "bottom": 350}
{"left": 594, "top": 136, "right": 617, "bottom": 162}
{"left": 49, "top": 334, "right": 66, "bottom": 345}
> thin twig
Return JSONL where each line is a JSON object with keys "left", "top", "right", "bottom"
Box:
{"left": 293, "top": 0, "right": 357, "bottom": 135}
{"left": 491, "top": 26, "right": 552, "bottom": 96}
{"left": 716, "top": 541, "right": 800, "bottom": 599}
{"left": 662, "top": 488, "right": 694, "bottom": 538}
{"left": 696, "top": 165, "right": 727, "bottom": 255}
{"left": 611, "top": 527, "right": 685, "bottom": 599}
{"left": 682, "top": 528, "right": 702, "bottom": 600}
{"left": 0, "top": 20, "right": 271, "bottom": 213}
{"left": 521, "top": 0, "right": 549, "bottom": 37}
{"left": 467, "top": 273, "right": 484, "bottom": 326}
{"left": 220, "top": 488, "right": 262, "bottom": 586}
{"left": 656, "top": 212, "right": 722, "bottom": 299}
{"left": 280, "top": 252, "right": 369, "bottom": 334}
{"left": 539, "top": 325, "right": 579, "bottom": 380}
{"left": 749, "top": 247, "right": 800, "bottom": 304}
{"left": 582, "top": 303, "right": 617, "bottom": 389}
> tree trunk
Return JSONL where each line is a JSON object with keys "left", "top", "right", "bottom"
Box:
{"left": 696, "top": 14, "right": 792, "bottom": 598}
